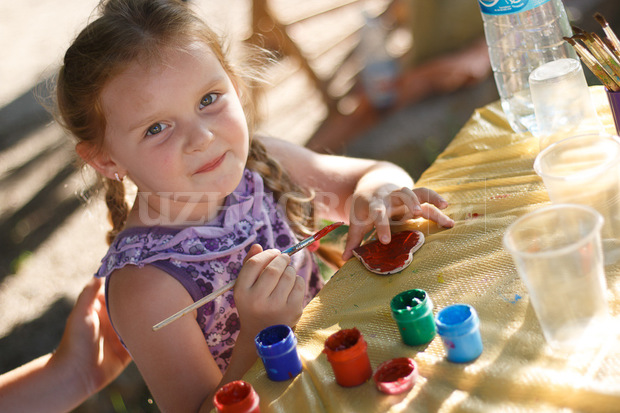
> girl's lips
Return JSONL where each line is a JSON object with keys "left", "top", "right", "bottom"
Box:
{"left": 195, "top": 153, "right": 226, "bottom": 174}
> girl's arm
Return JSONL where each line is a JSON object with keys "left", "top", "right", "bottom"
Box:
{"left": 260, "top": 136, "right": 454, "bottom": 259}
{"left": 108, "top": 245, "right": 305, "bottom": 413}
{"left": 0, "top": 278, "right": 130, "bottom": 413}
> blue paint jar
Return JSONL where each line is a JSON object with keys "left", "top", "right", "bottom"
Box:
{"left": 255, "top": 325, "right": 303, "bottom": 381}
{"left": 435, "top": 304, "right": 483, "bottom": 363}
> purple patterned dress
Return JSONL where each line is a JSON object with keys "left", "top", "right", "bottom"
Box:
{"left": 96, "top": 169, "right": 323, "bottom": 372}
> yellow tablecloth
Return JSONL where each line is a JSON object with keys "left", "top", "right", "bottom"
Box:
{"left": 243, "top": 86, "right": 620, "bottom": 412}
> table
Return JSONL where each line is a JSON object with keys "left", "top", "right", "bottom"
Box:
{"left": 243, "top": 86, "right": 620, "bottom": 412}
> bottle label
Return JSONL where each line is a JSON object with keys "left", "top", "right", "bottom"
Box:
{"left": 478, "top": 0, "right": 550, "bottom": 15}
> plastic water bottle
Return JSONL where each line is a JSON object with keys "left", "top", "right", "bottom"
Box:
{"left": 478, "top": 0, "right": 577, "bottom": 134}
{"left": 358, "top": 12, "right": 398, "bottom": 109}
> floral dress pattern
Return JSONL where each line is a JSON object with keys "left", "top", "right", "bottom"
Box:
{"left": 96, "top": 169, "right": 323, "bottom": 372}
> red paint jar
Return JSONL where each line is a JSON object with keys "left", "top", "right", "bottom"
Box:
{"left": 373, "top": 357, "right": 418, "bottom": 395}
{"left": 323, "top": 327, "right": 373, "bottom": 387}
{"left": 213, "top": 380, "right": 260, "bottom": 413}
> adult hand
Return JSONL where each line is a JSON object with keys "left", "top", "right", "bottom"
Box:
{"left": 54, "top": 277, "right": 131, "bottom": 395}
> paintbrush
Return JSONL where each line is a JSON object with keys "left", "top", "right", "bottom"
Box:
{"left": 594, "top": 12, "right": 620, "bottom": 57}
{"left": 564, "top": 36, "right": 620, "bottom": 91}
{"left": 581, "top": 32, "right": 620, "bottom": 80}
{"left": 152, "top": 221, "right": 344, "bottom": 331}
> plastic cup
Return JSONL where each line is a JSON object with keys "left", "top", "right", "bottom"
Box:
{"left": 503, "top": 204, "right": 610, "bottom": 350}
{"left": 534, "top": 133, "right": 620, "bottom": 263}
{"left": 529, "top": 58, "right": 601, "bottom": 149}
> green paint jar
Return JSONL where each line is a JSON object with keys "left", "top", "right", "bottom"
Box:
{"left": 390, "top": 289, "right": 436, "bottom": 346}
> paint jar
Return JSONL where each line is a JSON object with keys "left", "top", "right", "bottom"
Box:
{"left": 213, "top": 380, "right": 260, "bottom": 413}
{"left": 373, "top": 357, "right": 418, "bottom": 395}
{"left": 323, "top": 327, "right": 373, "bottom": 387}
{"left": 435, "top": 304, "right": 483, "bottom": 363}
{"left": 390, "top": 289, "right": 436, "bottom": 346}
{"left": 255, "top": 324, "right": 303, "bottom": 381}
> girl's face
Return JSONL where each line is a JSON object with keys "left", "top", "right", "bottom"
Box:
{"left": 98, "top": 41, "right": 249, "bottom": 223}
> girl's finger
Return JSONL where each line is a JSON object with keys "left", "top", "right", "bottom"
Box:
{"left": 269, "top": 265, "right": 298, "bottom": 301}
{"left": 413, "top": 188, "right": 448, "bottom": 209}
{"left": 342, "top": 222, "right": 372, "bottom": 260}
{"left": 370, "top": 199, "right": 391, "bottom": 244}
{"left": 285, "top": 276, "right": 306, "bottom": 319}
{"left": 420, "top": 204, "right": 455, "bottom": 228}
{"left": 393, "top": 187, "right": 422, "bottom": 218}
{"left": 235, "top": 248, "right": 279, "bottom": 290}
{"left": 244, "top": 243, "right": 264, "bottom": 263}
{"left": 251, "top": 253, "right": 291, "bottom": 298}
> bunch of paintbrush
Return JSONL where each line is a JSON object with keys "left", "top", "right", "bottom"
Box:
{"left": 564, "top": 13, "right": 620, "bottom": 92}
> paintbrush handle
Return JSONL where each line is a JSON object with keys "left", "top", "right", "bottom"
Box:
{"left": 152, "top": 237, "right": 308, "bottom": 331}
{"left": 152, "top": 281, "right": 236, "bottom": 331}
{"left": 152, "top": 221, "right": 344, "bottom": 331}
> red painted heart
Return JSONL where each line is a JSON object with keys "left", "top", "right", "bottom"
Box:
{"left": 352, "top": 230, "right": 425, "bottom": 275}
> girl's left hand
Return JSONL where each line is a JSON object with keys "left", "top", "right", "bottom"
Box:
{"left": 342, "top": 186, "right": 454, "bottom": 260}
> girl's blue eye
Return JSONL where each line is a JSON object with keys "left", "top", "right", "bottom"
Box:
{"left": 146, "top": 123, "right": 166, "bottom": 136}
{"left": 200, "top": 93, "right": 218, "bottom": 108}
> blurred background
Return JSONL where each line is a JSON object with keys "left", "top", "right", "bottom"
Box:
{"left": 1, "top": 0, "right": 619, "bottom": 411}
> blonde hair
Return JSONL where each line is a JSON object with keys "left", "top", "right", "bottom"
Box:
{"left": 56, "top": 0, "right": 314, "bottom": 244}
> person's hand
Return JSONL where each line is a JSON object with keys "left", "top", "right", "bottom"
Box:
{"left": 233, "top": 245, "right": 306, "bottom": 338}
{"left": 342, "top": 186, "right": 454, "bottom": 260}
{"left": 53, "top": 277, "right": 131, "bottom": 395}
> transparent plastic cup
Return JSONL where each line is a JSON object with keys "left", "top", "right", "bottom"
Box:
{"left": 503, "top": 204, "right": 609, "bottom": 350}
{"left": 529, "top": 58, "right": 601, "bottom": 149}
{"left": 534, "top": 134, "right": 620, "bottom": 263}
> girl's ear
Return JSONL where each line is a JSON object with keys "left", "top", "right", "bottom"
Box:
{"left": 76, "top": 141, "right": 121, "bottom": 180}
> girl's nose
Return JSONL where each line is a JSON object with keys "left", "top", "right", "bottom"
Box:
{"left": 185, "top": 122, "right": 214, "bottom": 153}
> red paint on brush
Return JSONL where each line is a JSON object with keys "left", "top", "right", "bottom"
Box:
{"left": 313, "top": 221, "right": 344, "bottom": 240}
{"left": 352, "top": 230, "right": 425, "bottom": 275}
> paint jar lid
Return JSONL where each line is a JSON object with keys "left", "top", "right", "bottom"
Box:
{"left": 390, "top": 289, "right": 433, "bottom": 321}
{"left": 255, "top": 325, "right": 297, "bottom": 358}
{"left": 213, "top": 380, "right": 260, "bottom": 413}
{"left": 373, "top": 357, "right": 418, "bottom": 395}
{"left": 435, "top": 304, "right": 479, "bottom": 337}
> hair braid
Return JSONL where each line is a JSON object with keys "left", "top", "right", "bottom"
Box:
{"left": 247, "top": 138, "right": 315, "bottom": 238}
{"left": 103, "top": 178, "right": 129, "bottom": 245}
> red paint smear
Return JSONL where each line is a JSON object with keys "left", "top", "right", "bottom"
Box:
{"left": 214, "top": 380, "right": 251, "bottom": 405}
{"left": 325, "top": 327, "right": 361, "bottom": 352}
{"left": 352, "top": 230, "right": 424, "bottom": 275}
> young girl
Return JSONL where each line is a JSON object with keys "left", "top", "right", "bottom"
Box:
{"left": 55, "top": 0, "right": 454, "bottom": 410}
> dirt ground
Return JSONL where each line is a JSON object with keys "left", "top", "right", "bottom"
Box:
{"left": 2, "top": 0, "right": 619, "bottom": 412}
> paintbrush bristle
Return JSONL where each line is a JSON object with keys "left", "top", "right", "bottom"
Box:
{"left": 594, "top": 12, "right": 608, "bottom": 27}
{"left": 572, "top": 26, "right": 586, "bottom": 35}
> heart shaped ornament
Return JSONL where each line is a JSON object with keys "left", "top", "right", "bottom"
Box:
{"left": 352, "top": 230, "right": 425, "bottom": 275}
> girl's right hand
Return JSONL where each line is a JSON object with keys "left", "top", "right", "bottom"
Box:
{"left": 233, "top": 245, "right": 306, "bottom": 337}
